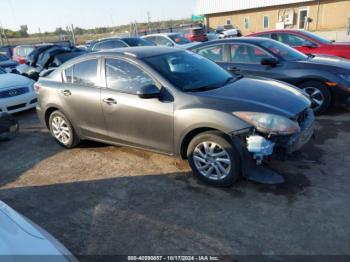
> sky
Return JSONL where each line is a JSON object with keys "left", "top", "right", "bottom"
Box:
{"left": 0, "top": 0, "right": 198, "bottom": 33}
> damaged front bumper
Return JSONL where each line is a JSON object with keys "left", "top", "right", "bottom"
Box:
{"left": 230, "top": 108, "right": 315, "bottom": 184}
{"left": 274, "top": 108, "right": 315, "bottom": 154}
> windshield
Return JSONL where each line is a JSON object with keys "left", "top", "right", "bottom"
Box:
{"left": 0, "top": 54, "right": 9, "bottom": 62}
{"left": 260, "top": 40, "right": 308, "bottom": 61}
{"left": 168, "top": 34, "right": 191, "bottom": 45}
{"left": 300, "top": 31, "right": 332, "bottom": 44}
{"left": 122, "top": 38, "right": 155, "bottom": 47}
{"left": 144, "top": 51, "right": 234, "bottom": 92}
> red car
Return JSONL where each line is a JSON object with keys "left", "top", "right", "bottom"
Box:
{"left": 12, "top": 45, "right": 36, "bottom": 64}
{"left": 248, "top": 29, "right": 350, "bottom": 59}
{"left": 183, "top": 27, "right": 208, "bottom": 42}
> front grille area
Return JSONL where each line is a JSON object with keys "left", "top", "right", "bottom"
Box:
{"left": 0, "top": 87, "right": 29, "bottom": 99}
{"left": 7, "top": 103, "right": 26, "bottom": 111}
{"left": 297, "top": 109, "right": 308, "bottom": 126}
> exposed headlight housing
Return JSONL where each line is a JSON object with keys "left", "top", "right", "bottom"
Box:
{"left": 233, "top": 112, "right": 300, "bottom": 135}
{"left": 338, "top": 74, "right": 350, "bottom": 83}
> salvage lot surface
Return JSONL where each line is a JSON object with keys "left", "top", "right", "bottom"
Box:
{"left": 0, "top": 108, "right": 350, "bottom": 256}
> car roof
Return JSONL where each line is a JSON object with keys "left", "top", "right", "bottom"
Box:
{"left": 143, "top": 33, "right": 180, "bottom": 37}
{"left": 88, "top": 46, "right": 182, "bottom": 59}
{"left": 249, "top": 29, "right": 306, "bottom": 35}
{"left": 187, "top": 37, "right": 273, "bottom": 49}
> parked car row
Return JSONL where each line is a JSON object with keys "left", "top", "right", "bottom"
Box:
{"left": 189, "top": 37, "right": 350, "bottom": 114}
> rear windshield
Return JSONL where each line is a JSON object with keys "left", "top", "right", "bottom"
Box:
{"left": 168, "top": 34, "right": 191, "bottom": 45}
{"left": 122, "top": 38, "right": 155, "bottom": 47}
{"left": 193, "top": 28, "right": 205, "bottom": 36}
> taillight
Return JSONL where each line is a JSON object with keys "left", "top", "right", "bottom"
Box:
{"left": 34, "top": 83, "right": 41, "bottom": 94}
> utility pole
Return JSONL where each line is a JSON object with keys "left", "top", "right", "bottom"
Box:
{"left": 71, "top": 24, "right": 76, "bottom": 46}
{"left": 0, "top": 28, "right": 3, "bottom": 46}
{"left": 38, "top": 27, "right": 43, "bottom": 42}
{"left": 147, "top": 11, "right": 151, "bottom": 32}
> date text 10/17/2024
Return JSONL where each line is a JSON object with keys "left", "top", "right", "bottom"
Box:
{"left": 128, "top": 256, "right": 220, "bottom": 261}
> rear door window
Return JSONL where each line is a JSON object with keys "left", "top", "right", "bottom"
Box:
{"left": 230, "top": 44, "right": 272, "bottom": 64}
{"left": 62, "top": 59, "right": 98, "bottom": 86}
{"left": 195, "top": 45, "right": 225, "bottom": 62}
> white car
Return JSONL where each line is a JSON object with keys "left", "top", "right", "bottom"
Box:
{"left": 218, "top": 28, "right": 241, "bottom": 39}
{"left": 0, "top": 67, "right": 37, "bottom": 114}
{"left": 142, "top": 33, "right": 198, "bottom": 49}
{"left": 0, "top": 201, "right": 76, "bottom": 261}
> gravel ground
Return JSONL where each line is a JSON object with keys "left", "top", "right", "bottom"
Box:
{"left": 0, "top": 108, "right": 350, "bottom": 257}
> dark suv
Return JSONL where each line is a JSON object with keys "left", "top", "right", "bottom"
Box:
{"left": 36, "top": 47, "right": 313, "bottom": 186}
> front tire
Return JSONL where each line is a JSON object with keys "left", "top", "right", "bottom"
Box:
{"left": 187, "top": 131, "right": 241, "bottom": 187}
{"left": 299, "top": 81, "right": 331, "bottom": 115}
{"left": 49, "top": 110, "right": 80, "bottom": 148}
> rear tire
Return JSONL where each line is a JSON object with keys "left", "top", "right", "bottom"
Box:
{"left": 187, "top": 131, "right": 241, "bottom": 187}
{"left": 299, "top": 81, "right": 331, "bottom": 115}
{"left": 49, "top": 110, "right": 80, "bottom": 148}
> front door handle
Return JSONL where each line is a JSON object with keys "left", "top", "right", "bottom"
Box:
{"left": 103, "top": 98, "right": 117, "bottom": 105}
{"left": 62, "top": 90, "right": 72, "bottom": 96}
{"left": 227, "top": 66, "right": 241, "bottom": 72}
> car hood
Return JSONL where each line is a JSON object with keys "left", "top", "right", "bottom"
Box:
{"left": 299, "top": 55, "right": 350, "bottom": 71}
{"left": 0, "top": 201, "right": 74, "bottom": 258}
{"left": 196, "top": 77, "right": 310, "bottom": 118}
{"left": 0, "top": 73, "right": 33, "bottom": 90}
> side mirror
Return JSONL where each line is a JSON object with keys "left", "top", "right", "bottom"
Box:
{"left": 261, "top": 57, "right": 278, "bottom": 66}
{"left": 137, "top": 84, "right": 161, "bottom": 99}
{"left": 166, "top": 42, "right": 174, "bottom": 47}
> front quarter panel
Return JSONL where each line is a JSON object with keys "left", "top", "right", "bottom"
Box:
{"left": 174, "top": 107, "right": 251, "bottom": 155}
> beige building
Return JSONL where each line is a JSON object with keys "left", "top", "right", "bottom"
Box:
{"left": 196, "top": 0, "right": 350, "bottom": 35}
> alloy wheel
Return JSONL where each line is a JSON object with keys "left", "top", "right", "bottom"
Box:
{"left": 193, "top": 141, "right": 232, "bottom": 181}
{"left": 51, "top": 116, "right": 71, "bottom": 145}
{"left": 303, "top": 86, "right": 325, "bottom": 111}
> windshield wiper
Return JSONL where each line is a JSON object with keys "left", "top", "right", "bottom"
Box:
{"left": 183, "top": 76, "right": 243, "bottom": 92}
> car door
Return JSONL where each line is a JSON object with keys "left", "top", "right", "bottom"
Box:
{"left": 100, "top": 57, "right": 174, "bottom": 153}
{"left": 60, "top": 58, "right": 108, "bottom": 139}
{"left": 225, "top": 43, "right": 288, "bottom": 80}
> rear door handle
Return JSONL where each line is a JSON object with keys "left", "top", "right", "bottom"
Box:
{"left": 103, "top": 98, "right": 117, "bottom": 105}
{"left": 227, "top": 66, "right": 241, "bottom": 72}
{"left": 62, "top": 90, "right": 72, "bottom": 96}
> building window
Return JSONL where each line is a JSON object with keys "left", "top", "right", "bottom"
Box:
{"left": 263, "top": 16, "right": 269, "bottom": 29}
{"left": 226, "top": 18, "right": 232, "bottom": 25}
{"left": 244, "top": 17, "right": 250, "bottom": 29}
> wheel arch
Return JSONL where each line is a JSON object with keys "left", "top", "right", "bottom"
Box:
{"left": 180, "top": 127, "right": 232, "bottom": 160}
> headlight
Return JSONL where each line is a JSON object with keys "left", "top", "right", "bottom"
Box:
{"left": 338, "top": 74, "right": 350, "bottom": 82}
{"left": 233, "top": 112, "right": 300, "bottom": 135}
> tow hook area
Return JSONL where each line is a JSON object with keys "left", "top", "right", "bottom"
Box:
{"left": 232, "top": 135, "right": 285, "bottom": 185}
{"left": 246, "top": 136, "right": 275, "bottom": 165}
